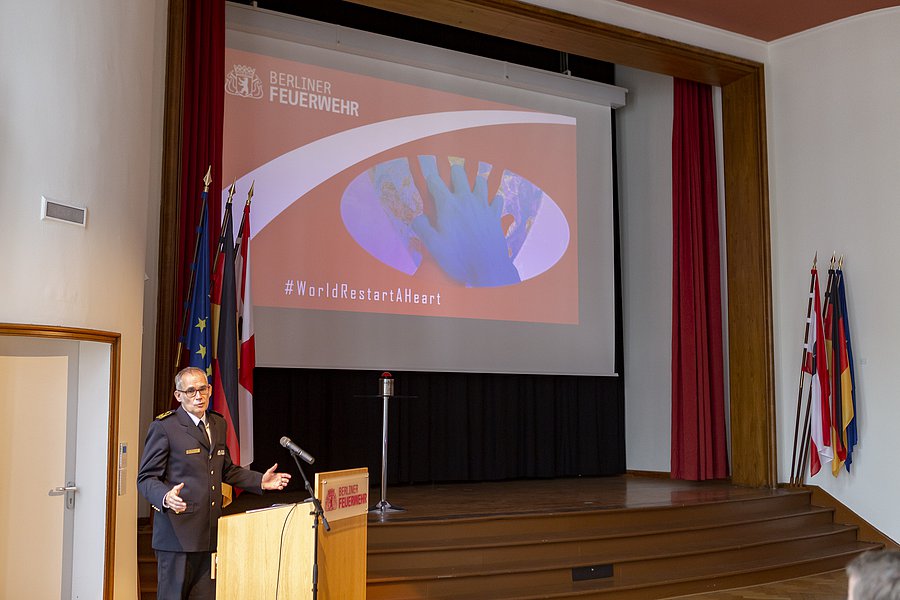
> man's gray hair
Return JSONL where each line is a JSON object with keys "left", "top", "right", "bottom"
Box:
{"left": 174, "top": 366, "right": 207, "bottom": 391}
{"left": 847, "top": 550, "right": 900, "bottom": 600}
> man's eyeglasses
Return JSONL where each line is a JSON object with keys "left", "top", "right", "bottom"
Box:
{"left": 177, "top": 384, "right": 210, "bottom": 397}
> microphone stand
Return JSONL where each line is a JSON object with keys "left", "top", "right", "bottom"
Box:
{"left": 288, "top": 450, "right": 330, "bottom": 600}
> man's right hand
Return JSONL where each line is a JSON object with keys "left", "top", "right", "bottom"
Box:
{"left": 164, "top": 482, "right": 186, "bottom": 513}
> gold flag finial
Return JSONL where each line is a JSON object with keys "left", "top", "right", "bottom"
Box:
{"left": 830, "top": 252, "right": 836, "bottom": 268}
{"left": 226, "top": 179, "right": 236, "bottom": 205}
{"left": 813, "top": 251, "right": 817, "bottom": 269}
{"left": 246, "top": 180, "right": 255, "bottom": 206}
{"left": 838, "top": 254, "right": 844, "bottom": 269}
{"left": 203, "top": 166, "right": 212, "bottom": 191}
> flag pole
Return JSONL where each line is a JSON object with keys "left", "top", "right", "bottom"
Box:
{"left": 797, "top": 382, "right": 814, "bottom": 483}
{"left": 789, "top": 253, "right": 817, "bottom": 486}
{"left": 798, "top": 253, "right": 835, "bottom": 482}
{"left": 798, "top": 253, "right": 837, "bottom": 481}
{"left": 212, "top": 180, "right": 237, "bottom": 270}
{"left": 175, "top": 166, "right": 212, "bottom": 370}
{"left": 236, "top": 181, "right": 254, "bottom": 239}
{"left": 835, "top": 254, "right": 858, "bottom": 474}
{"left": 829, "top": 254, "right": 848, "bottom": 476}
{"left": 234, "top": 181, "right": 253, "bottom": 371}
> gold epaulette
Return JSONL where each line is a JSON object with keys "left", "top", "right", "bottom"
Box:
{"left": 155, "top": 410, "right": 175, "bottom": 420}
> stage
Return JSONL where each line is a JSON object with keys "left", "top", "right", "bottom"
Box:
{"left": 222, "top": 475, "right": 872, "bottom": 598}
{"left": 227, "top": 474, "right": 780, "bottom": 521}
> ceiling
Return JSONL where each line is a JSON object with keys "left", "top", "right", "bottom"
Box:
{"left": 613, "top": 0, "right": 900, "bottom": 41}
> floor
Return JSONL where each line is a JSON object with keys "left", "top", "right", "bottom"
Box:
{"left": 673, "top": 569, "right": 847, "bottom": 599}
{"left": 227, "top": 474, "right": 796, "bottom": 521}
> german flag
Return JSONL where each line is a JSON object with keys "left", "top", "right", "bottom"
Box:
{"left": 824, "top": 266, "right": 848, "bottom": 474}
{"left": 211, "top": 193, "right": 241, "bottom": 501}
{"left": 832, "top": 267, "right": 857, "bottom": 474}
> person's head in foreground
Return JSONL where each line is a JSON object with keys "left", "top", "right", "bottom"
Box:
{"left": 847, "top": 550, "right": 900, "bottom": 600}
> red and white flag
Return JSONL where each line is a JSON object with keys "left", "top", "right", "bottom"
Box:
{"left": 805, "top": 267, "right": 832, "bottom": 476}
{"left": 235, "top": 198, "right": 255, "bottom": 467}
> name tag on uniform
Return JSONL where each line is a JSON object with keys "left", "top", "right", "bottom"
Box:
{"left": 186, "top": 448, "right": 201, "bottom": 455}
{"left": 217, "top": 449, "right": 226, "bottom": 456}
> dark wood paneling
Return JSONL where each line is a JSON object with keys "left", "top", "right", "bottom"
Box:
{"left": 722, "top": 70, "right": 776, "bottom": 487}
{"left": 154, "top": 0, "right": 186, "bottom": 418}
{"left": 345, "top": 0, "right": 761, "bottom": 84}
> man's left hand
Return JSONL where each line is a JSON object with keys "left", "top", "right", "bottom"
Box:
{"left": 261, "top": 463, "right": 291, "bottom": 491}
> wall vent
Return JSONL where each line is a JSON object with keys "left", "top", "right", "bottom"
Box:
{"left": 41, "top": 196, "right": 87, "bottom": 227}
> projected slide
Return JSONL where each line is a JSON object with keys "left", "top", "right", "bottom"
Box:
{"left": 223, "top": 48, "right": 579, "bottom": 324}
{"left": 223, "top": 5, "right": 618, "bottom": 376}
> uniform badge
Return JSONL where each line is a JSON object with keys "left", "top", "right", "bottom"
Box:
{"left": 186, "top": 448, "right": 201, "bottom": 455}
{"left": 217, "top": 449, "right": 226, "bottom": 456}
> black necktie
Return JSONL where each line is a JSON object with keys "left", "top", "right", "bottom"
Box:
{"left": 198, "top": 419, "right": 210, "bottom": 446}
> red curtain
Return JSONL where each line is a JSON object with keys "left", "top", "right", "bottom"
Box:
{"left": 175, "top": 0, "right": 225, "bottom": 352}
{"left": 670, "top": 78, "right": 728, "bottom": 480}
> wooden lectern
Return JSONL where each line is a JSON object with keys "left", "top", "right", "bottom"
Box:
{"left": 215, "top": 468, "right": 368, "bottom": 599}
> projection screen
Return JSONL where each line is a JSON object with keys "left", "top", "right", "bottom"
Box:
{"left": 223, "top": 5, "right": 625, "bottom": 376}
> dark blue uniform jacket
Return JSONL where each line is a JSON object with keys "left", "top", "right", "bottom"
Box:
{"left": 137, "top": 407, "right": 263, "bottom": 552}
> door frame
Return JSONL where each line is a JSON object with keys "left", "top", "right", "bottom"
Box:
{"left": 0, "top": 323, "right": 120, "bottom": 600}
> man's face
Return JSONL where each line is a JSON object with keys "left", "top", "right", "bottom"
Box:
{"left": 175, "top": 370, "right": 211, "bottom": 419}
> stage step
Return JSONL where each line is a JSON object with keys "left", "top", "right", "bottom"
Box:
{"left": 368, "top": 490, "right": 812, "bottom": 546}
{"left": 368, "top": 504, "right": 835, "bottom": 571}
{"left": 421, "top": 541, "right": 875, "bottom": 599}
{"left": 366, "top": 488, "right": 880, "bottom": 599}
{"left": 136, "top": 481, "right": 881, "bottom": 598}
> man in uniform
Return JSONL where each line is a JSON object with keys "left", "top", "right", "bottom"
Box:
{"left": 138, "top": 366, "right": 292, "bottom": 599}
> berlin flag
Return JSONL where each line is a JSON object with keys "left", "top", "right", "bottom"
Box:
{"left": 806, "top": 267, "right": 832, "bottom": 476}
{"left": 235, "top": 196, "right": 255, "bottom": 467}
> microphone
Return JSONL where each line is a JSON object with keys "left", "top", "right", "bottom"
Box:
{"left": 279, "top": 436, "right": 315, "bottom": 464}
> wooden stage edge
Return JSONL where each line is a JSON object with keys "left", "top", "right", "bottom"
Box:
{"left": 225, "top": 475, "right": 786, "bottom": 522}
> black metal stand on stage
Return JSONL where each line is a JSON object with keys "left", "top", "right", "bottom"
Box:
{"left": 357, "top": 373, "right": 415, "bottom": 515}
{"left": 288, "top": 451, "right": 330, "bottom": 599}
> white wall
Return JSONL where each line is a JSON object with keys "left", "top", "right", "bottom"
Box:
{"left": 768, "top": 9, "right": 900, "bottom": 542}
{"left": 0, "top": 0, "right": 168, "bottom": 597}
{"left": 615, "top": 67, "right": 674, "bottom": 472}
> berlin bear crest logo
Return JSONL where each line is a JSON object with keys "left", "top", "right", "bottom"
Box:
{"left": 225, "top": 64, "right": 264, "bottom": 99}
{"left": 324, "top": 488, "right": 337, "bottom": 512}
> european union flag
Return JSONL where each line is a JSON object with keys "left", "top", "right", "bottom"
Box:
{"left": 183, "top": 195, "right": 212, "bottom": 378}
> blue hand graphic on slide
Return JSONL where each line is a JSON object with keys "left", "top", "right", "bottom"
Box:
{"left": 412, "top": 156, "right": 521, "bottom": 287}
